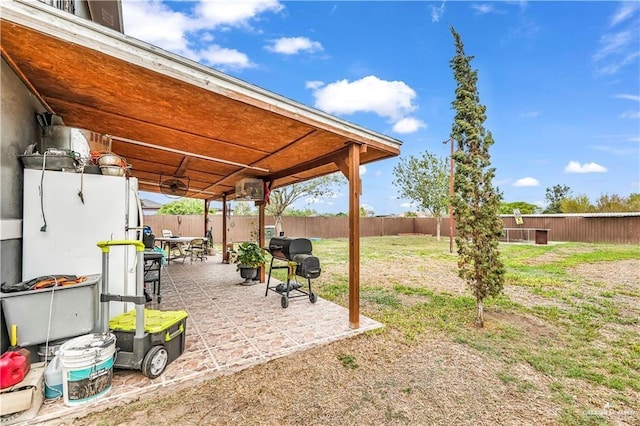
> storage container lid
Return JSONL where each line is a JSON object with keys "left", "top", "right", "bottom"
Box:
{"left": 109, "top": 309, "right": 188, "bottom": 333}
{"left": 59, "top": 333, "right": 116, "bottom": 357}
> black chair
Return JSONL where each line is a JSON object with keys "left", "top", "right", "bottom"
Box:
{"left": 143, "top": 233, "right": 155, "bottom": 250}
{"left": 143, "top": 251, "right": 163, "bottom": 303}
{"left": 142, "top": 233, "right": 162, "bottom": 302}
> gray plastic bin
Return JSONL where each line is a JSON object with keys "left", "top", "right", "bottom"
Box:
{"left": 0, "top": 274, "right": 100, "bottom": 346}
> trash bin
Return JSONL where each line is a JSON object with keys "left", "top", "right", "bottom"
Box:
{"left": 535, "top": 229, "right": 548, "bottom": 245}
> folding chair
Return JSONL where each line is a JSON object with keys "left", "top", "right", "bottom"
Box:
{"left": 184, "top": 238, "right": 207, "bottom": 263}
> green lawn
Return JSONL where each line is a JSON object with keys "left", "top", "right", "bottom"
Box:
{"left": 280, "top": 236, "right": 640, "bottom": 425}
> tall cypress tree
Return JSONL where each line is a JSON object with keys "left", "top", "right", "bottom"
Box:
{"left": 449, "top": 27, "right": 505, "bottom": 328}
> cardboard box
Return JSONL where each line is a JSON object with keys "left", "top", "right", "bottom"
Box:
{"left": 0, "top": 362, "right": 45, "bottom": 422}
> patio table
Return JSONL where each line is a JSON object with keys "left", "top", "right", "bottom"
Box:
{"left": 155, "top": 236, "right": 200, "bottom": 263}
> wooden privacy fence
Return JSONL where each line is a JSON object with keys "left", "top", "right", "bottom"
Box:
{"left": 143, "top": 214, "right": 640, "bottom": 244}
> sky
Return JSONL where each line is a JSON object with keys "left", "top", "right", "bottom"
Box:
{"left": 126, "top": 0, "right": 640, "bottom": 216}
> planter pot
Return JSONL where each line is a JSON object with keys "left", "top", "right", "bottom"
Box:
{"left": 238, "top": 265, "right": 258, "bottom": 286}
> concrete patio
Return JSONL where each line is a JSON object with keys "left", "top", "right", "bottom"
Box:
{"left": 27, "top": 255, "right": 382, "bottom": 425}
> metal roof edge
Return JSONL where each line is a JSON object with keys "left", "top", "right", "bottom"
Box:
{"left": 500, "top": 212, "right": 640, "bottom": 218}
{"left": 3, "top": 0, "right": 403, "bottom": 150}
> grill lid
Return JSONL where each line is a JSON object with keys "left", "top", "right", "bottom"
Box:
{"left": 268, "top": 237, "right": 312, "bottom": 260}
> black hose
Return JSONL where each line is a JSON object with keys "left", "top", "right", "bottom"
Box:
{"left": 40, "top": 152, "right": 48, "bottom": 232}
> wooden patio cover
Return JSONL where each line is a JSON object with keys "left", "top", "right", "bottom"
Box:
{"left": 0, "top": 0, "right": 402, "bottom": 327}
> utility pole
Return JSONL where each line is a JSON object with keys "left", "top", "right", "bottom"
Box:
{"left": 443, "top": 138, "right": 454, "bottom": 253}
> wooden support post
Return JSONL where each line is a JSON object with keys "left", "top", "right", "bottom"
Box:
{"left": 257, "top": 200, "right": 266, "bottom": 283}
{"left": 348, "top": 143, "right": 361, "bottom": 329}
{"left": 222, "top": 194, "right": 228, "bottom": 264}
{"left": 204, "top": 199, "right": 210, "bottom": 237}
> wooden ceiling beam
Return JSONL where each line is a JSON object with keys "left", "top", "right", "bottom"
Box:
{"left": 175, "top": 156, "right": 192, "bottom": 177}
{"left": 267, "top": 149, "right": 349, "bottom": 182}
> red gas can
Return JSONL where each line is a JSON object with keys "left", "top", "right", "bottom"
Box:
{"left": 0, "top": 349, "right": 31, "bottom": 389}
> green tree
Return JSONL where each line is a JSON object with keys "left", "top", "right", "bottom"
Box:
{"left": 560, "top": 195, "right": 594, "bottom": 213}
{"left": 449, "top": 27, "right": 505, "bottom": 328}
{"left": 283, "top": 208, "right": 318, "bottom": 216}
{"left": 233, "top": 201, "right": 255, "bottom": 216}
{"left": 392, "top": 151, "right": 449, "bottom": 240}
{"left": 594, "top": 193, "right": 630, "bottom": 212}
{"left": 158, "top": 198, "right": 212, "bottom": 215}
{"left": 627, "top": 193, "right": 640, "bottom": 211}
{"left": 499, "top": 201, "right": 538, "bottom": 215}
{"left": 544, "top": 184, "right": 571, "bottom": 213}
{"left": 359, "top": 206, "right": 375, "bottom": 217}
{"left": 265, "top": 175, "right": 344, "bottom": 235}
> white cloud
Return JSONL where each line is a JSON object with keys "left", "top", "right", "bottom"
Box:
{"left": 122, "top": 0, "right": 195, "bottom": 55}
{"left": 593, "top": 30, "right": 635, "bottom": 62}
{"left": 614, "top": 94, "right": 640, "bottom": 102}
{"left": 519, "top": 111, "right": 540, "bottom": 118}
{"left": 392, "top": 117, "right": 426, "bottom": 134}
{"left": 375, "top": 170, "right": 383, "bottom": 177}
{"left": 305, "top": 80, "right": 324, "bottom": 90}
{"left": 620, "top": 111, "right": 640, "bottom": 119}
{"left": 629, "top": 136, "right": 640, "bottom": 143}
{"left": 400, "top": 202, "right": 416, "bottom": 209}
{"left": 472, "top": 4, "right": 495, "bottom": 15}
{"left": 593, "top": 3, "right": 640, "bottom": 76}
{"left": 506, "top": 1, "right": 528, "bottom": 12}
{"left": 266, "top": 37, "right": 323, "bottom": 55}
{"left": 309, "top": 75, "right": 417, "bottom": 121}
{"left": 430, "top": 2, "right": 446, "bottom": 23}
{"left": 513, "top": 177, "right": 540, "bottom": 187}
{"left": 597, "top": 51, "right": 640, "bottom": 75}
{"left": 591, "top": 145, "right": 637, "bottom": 156}
{"left": 610, "top": 2, "right": 639, "bottom": 27}
{"left": 564, "top": 161, "right": 607, "bottom": 174}
{"left": 196, "top": 0, "right": 283, "bottom": 28}
{"left": 359, "top": 165, "right": 367, "bottom": 175}
{"left": 198, "top": 45, "right": 253, "bottom": 69}
{"left": 122, "top": 0, "right": 283, "bottom": 70}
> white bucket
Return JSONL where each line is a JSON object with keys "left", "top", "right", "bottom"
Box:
{"left": 59, "top": 333, "right": 116, "bottom": 407}
{"left": 44, "top": 355, "right": 63, "bottom": 399}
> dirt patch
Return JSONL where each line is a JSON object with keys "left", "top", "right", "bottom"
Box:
{"left": 522, "top": 252, "right": 564, "bottom": 265}
{"left": 74, "top": 333, "right": 561, "bottom": 426}
{"left": 503, "top": 286, "right": 571, "bottom": 310}
{"left": 569, "top": 259, "right": 640, "bottom": 293}
{"left": 521, "top": 245, "right": 596, "bottom": 266}
{"left": 360, "top": 256, "right": 467, "bottom": 295}
{"left": 487, "top": 311, "right": 559, "bottom": 341}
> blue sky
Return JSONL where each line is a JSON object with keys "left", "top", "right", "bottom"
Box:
{"left": 126, "top": 1, "right": 640, "bottom": 215}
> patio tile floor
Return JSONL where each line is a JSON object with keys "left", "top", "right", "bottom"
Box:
{"left": 25, "top": 255, "right": 381, "bottom": 425}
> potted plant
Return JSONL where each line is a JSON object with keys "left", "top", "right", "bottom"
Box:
{"left": 234, "top": 242, "right": 266, "bottom": 286}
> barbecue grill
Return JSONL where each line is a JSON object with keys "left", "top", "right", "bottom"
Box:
{"left": 266, "top": 237, "right": 320, "bottom": 308}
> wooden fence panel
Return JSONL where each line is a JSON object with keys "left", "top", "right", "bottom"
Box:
{"left": 144, "top": 214, "right": 640, "bottom": 244}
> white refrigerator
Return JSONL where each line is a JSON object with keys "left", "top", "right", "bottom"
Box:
{"left": 22, "top": 168, "right": 142, "bottom": 319}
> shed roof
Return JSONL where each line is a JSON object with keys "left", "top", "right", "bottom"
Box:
{"left": 1, "top": 0, "right": 401, "bottom": 201}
